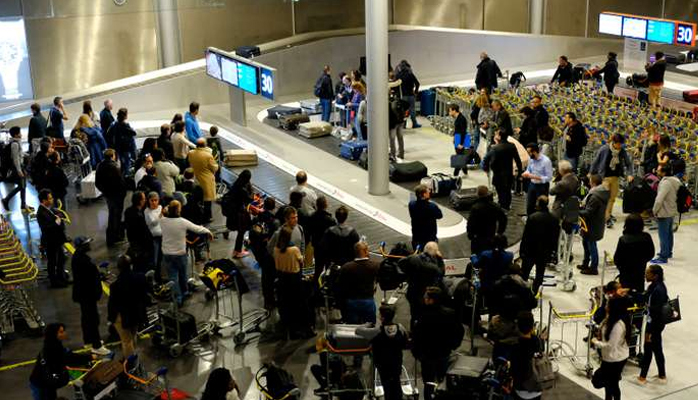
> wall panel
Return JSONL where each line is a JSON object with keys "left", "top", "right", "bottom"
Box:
{"left": 484, "top": 0, "right": 528, "bottom": 33}
{"left": 294, "top": 0, "right": 365, "bottom": 33}
{"left": 664, "top": 0, "right": 698, "bottom": 21}
{"left": 392, "top": 0, "right": 483, "bottom": 30}
{"left": 545, "top": 0, "right": 586, "bottom": 37}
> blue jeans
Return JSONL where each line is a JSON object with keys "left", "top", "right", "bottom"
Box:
{"left": 404, "top": 95, "right": 418, "bottom": 125}
{"left": 656, "top": 217, "right": 674, "bottom": 259}
{"left": 582, "top": 236, "right": 599, "bottom": 269}
{"left": 119, "top": 152, "right": 133, "bottom": 176}
{"left": 526, "top": 182, "right": 550, "bottom": 215}
{"left": 343, "top": 298, "right": 377, "bottom": 324}
{"left": 163, "top": 254, "right": 189, "bottom": 304}
{"left": 320, "top": 98, "right": 332, "bottom": 122}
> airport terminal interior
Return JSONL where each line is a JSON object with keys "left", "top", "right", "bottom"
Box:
{"left": 2, "top": 0, "right": 698, "bottom": 399}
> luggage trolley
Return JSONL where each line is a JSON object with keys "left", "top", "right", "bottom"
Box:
{"left": 555, "top": 198, "right": 583, "bottom": 292}
{"left": 321, "top": 324, "right": 376, "bottom": 400}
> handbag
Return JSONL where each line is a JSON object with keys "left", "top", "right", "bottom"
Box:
{"left": 532, "top": 353, "right": 556, "bottom": 389}
{"left": 450, "top": 154, "right": 468, "bottom": 169}
{"left": 660, "top": 296, "right": 681, "bottom": 325}
{"left": 591, "top": 366, "right": 605, "bottom": 389}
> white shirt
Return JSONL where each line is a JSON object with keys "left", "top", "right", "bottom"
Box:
{"left": 145, "top": 206, "right": 163, "bottom": 237}
{"left": 593, "top": 320, "right": 629, "bottom": 362}
{"left": 160, "top": 217, "right": 210, "bottom": 256}
{"left": 134, "top": 167, "right": 147, "bottom": 186}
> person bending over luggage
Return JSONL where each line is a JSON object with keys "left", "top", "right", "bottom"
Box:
{"left": 483, "top": 129, "right": 522, "bottom": 211}
{"left": 402, "top": 242, "right": 445, "bottom": 328}
{"left": 551, "top": 55, "right": 573, "bottom": 86}
{"left": 107, "top": 254, "right": 149, "bottom": 358}
{"left": 336, "top": 241, "right": 380, "bottom": 324}
{"left": 637, "top": 264, "right": 669, "bottom": 385}
{"left": 356, "top": 304, "right": 410, "bottom": 400}
{"left": 249, "top": 197, "right": 280, "bottom": 311}
{"left": 591, "top": 297, "right": 630, "bottom": 400}
{"left": 319, "top": 206, "right": 359, "bottom": 268}
{"left": 412, "top": 287, "right": 464, "bottom": 400}
{"left": 520, "top": 196, "right": 560, "bottom": 294}
{"left": 614, "top": 214, "right": 655, "bottom": 295}
{"left": 467, "top": 186, "right": 507, "bottom": 255}
{"left": 29, "top": 323, "right": 95, "bottom": 400}
{"left": 510, "top": 311, "right": 543, "bottom": 400}
{"left": 201, "top": 367, "right": 240, "bottom": 400}
{"left": 522, "top": 143, "right": 552, "bottom": 216}
{"left": 578, "top": 174, "right": 610, "bottom": 276}
{"left": 449, "top": 103, "right": 471, "bottom": 177}
{"left": 408, "top": 184, "right": 443, "bottom": 252}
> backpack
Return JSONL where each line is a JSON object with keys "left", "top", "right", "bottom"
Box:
{"left": 313, "top": 75, "right": 323, "bottom": 97}
{"left": 258, "top": 363, "right": 299, "bottom": 400}
{"left": 676, "top": 184, "right": 693, "bottom": 214}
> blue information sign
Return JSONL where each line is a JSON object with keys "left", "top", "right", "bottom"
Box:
{"left": 237, "top": 62, "right": 259, "bottom": 95}
{"left": 647, "top": 20, "right": 675, "bottom": 44}
{"left": 259, "top": 67, "right": 274, "bottom": 100}
{"left": 677, "top": 23, "right": 695, "bottom": 46}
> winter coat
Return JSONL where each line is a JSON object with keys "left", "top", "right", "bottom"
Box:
{"left": 579, "top": 185, "right": 610, "bottom": 241}
{"left": 188, "top": 147, "right": 219, "bottom": 201}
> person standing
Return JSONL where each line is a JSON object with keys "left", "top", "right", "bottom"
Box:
{"left": 28, "top": 103, "right": 47, "bottom": 154}
{"left": 408, "top": 184, "right": 443, "bottom": 251}
{"left": 589, "top": 134, "right": 634, "bottom": 228}
{"left": 308, "top": 196, "right": 336, "bottom": 278}
{"left": 483, "top": 129, "right": 522, "bottom": 211}
{"left": 107, "top": 255, "right": 149, "bottom": 358}
{"left": 514, "top": 106, "right": 537, "bottom": 149}
{"left": 597, "top": 52, "right": 620, "bottom": 94}
{"left": 449, "top": 104, "right": 470, "bottom": 177}
{"left": 157, "top": 123, "right": 175, "bottom": 162}
{"left": 188, "top": 138, "right": 219, "bottom": 222}
{"left": 395, "top": 60, "right": 421, "bottom": 128}
{"left": 314, "top": 65, "right": 334, "bottom": 123}
{"left": 100, "top": 99, "right": 115, "bottom": 137}
{"left": 185, "top": 101, "right": 203, "bottom": 142}
{"left": 614, "top": 214, "right": 655, "bottom": 296}
{"left": 645, "top": 52, "right": 667, "bottom": 107}
{"left": 71, "top": 236, "right": 110, "bottom": 355}
{"left": 578, "top": 174, "right": 610, "bottom": 275}
{"left": 549, "top": 160, "right": 579, "bottom": 220}
{"left": 2, "top": 126, "right": 33, "bottom": 213}
{"left": 106, "top": 108, "right": 137, "bottom": 176}
{"left": 36, "top": 189, "right": 69, "bottom": 287}
{"left": 591, "top": 297, "right": 630, "bottom": 400}
{"left": 171, "top": 120, "right": 195, "bottom": 172}
{"left": 320, "top": 206, "right": 359, "bottom": 267}
{"left": 123, "top": 191, "right": 152, "bottom": 270}
{"left": 531, "top": 95, "right": 550, "bottom": 139}
{"left": 44, "top": 152, "right": 69, "bottom": 210}
{"left": 522, "top": 143, "right": 553, "bottom": 216}
{"left": 651, "top": 165, "right": 681, "bottom": 264}
{"left": 491, "top": 100, "right": 513, "bottom": 136}
{"left": 290, "top": 170, "right": 318, "bottom": 215}
{"left": 388, "top": 97, "right": 409, "bottom": 161}
{"left": 475, "top": 52, "right": 503, "bottom": 93}
{"left": 551, "top": 56, "right": 574, "bottom": 86}
{"left": 153, "top": 148, "right": 180, "bottom": 197}
{"left": 48, "top": 96, "right": 68, "bottom": 139}
{"left": 467, "top": 186, "right": 508, "bottom": 255}
{"left": 336, "top": 242, "right": 380, "bottom": 324}
{"left": 96, "top": 149, "right": 127, "bottom": 246}
{"left": 637, "top": 264, "right": 669, "bottom": 385}
{"left": 510, "top": 312, "right": 543, "bottom": 400}
{"left": 562, "top": 111, "right": 587, "bottom": 172}
{"left": 520, "top": 196, "right": 560, "bottom": 294}
{"left": 225, "top": 170, "right": 255, "bottom": 258}
{"left": 145, "top": 192, "right": 164, "bottom": 280}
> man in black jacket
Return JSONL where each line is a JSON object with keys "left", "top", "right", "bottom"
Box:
{"left": 412, "top": 287, "right": 465, "bottom": 400}
{"left": 336, "top": 242, "right": 380, "bottom": 324}
{"left": 645, "top": 52, "right": 667, "bottom": 107}
{"left": 96, "top": 149, "right": 127, "bottom": 246}
{"left": 483, "top": 129, "right": 522, "bottom": 211}
{"left": 315, "top": 65, "right": 334, "bottom": 122}
{"left": 123, "top": 191, "right": 152, "bottom": 271}
{"left": 157, "top": 123, "right": 175, "bottom": 162}
{"left": 396, "top": 60, "right": 421, "bottom": 128}
{"left": 597, "top": 52, "right": 620, "bottom": 94}
{"left": 37, "top": 189, "right": 69, "bottom": 287}
{"left": 520, "top": 196, "right": 560, "bottom": 293}
{"left": 491, "top": 100, "right": 512, "bottom": 136}
{"left": 551, "top": 55, "right": 574, "bottom": 86}
{"left": 531, "top": 95, "right": 549, "bottom": 135}
{"left": 562, "top": 112, "right": 587, "bottom": 172}
{"left": 107, "top": 254, "right": 148, "bottom": 358}
{"left": 467, "top": 186, "right": 508, "bottom": 255}
{"left": 321, "top": 206, "right": 360, "bottom": 267}
{"left": 106, "top": 108, "right": 137, "bottom": 176}
{"left": 2, "top": 126, "right": 33, "bottom": 213}
{"left": 408, "top": 184, "right": 443, "bottom": 251}
{"left": 71, "top": 236, "right": 111, "bottom": 355}
{"left": 475, "top": 52, "right": 502, "bottom": 93}
{"left": 28, "top": 103, "right": 47, "bottom": 154}
{"left": 308, "top": 196, "right": 336, "bottom": 280}
{"left": 449, "top": 103, "right": 471, "bottom": 176}
{"left": 100, "top": 99, "right": 115, "bottom": 138}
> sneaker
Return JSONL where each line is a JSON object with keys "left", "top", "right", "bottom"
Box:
{"left": 606, "top": 220, "right": 614, "bottom": 229}
{"left": 635, "top": 377, "right": 647, "bottom": 386}
{"left": 580, "top": 267, "right": 599, "bottom": 275}
{"left": 91, "top": 346, "right": 111, "bottom": 356}
{"left": 650, "top": 258, "right": 668, "bottom": 264}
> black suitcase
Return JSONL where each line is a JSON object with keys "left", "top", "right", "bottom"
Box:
{"left": 236, "top": 45, "right": 261, "bottom": 59}
{"left": 445, "top": 355, "right": 489, "bottom": 392}
{"left": 622, "top": 181, "right": 655, "bottom": 214}
{"left": 279, "top": 113, "right": 310, "bottom": 130}
{"left": 161, "top": 310, "right": 197, "bottom": 343}
{"left": 326, "top": 324, "right": 372, "bottom": 355}
{"left": 449, "top": 188, "right": 479, "bottom": 211}
{"left": 358, "top": 149, "right": 368, "bottom": 169}
{"left": 389, "top": 161, "right": 427, "bottom": 183}
{"left": 267, "top": 105, "right": 302, "bottom": 120}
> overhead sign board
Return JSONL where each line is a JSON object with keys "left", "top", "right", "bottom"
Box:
{"left": 599, "top": 12, "right": 696, "bottom": 47}
{"left": 205, "top": 47, "right": 276, "bottom": 100}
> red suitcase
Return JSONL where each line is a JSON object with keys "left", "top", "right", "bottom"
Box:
{"left": 683, "top": 90, "right": 698, "bottom": 103}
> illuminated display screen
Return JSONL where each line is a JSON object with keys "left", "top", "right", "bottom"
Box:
{"left": 205, "top": 51, "right": 222, "bottom": 80}
{"left": 236, "top": 62, "right": 258, "bottom": 95}
{"left": 622, "top": 17, "right": 648, "bottom": 40}
{"left": 0, "top": 17, "right": 33, "bottom": 102}
{"left": 206, "top": 48, "right": 274, "bottom": 98}
{"left": 599, "top": 13, "right": 623, "bottom": 36}
{"left": 647, "top": 20, "right": 675, "bottom": 44}
{"left": 221, "top": 57, "right": 238, "bottom": 87}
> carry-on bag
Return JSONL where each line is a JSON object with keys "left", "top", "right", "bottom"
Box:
{"left": 358, "top": 149, "right": 368, "bottom": 169}
{"left": 279, "top": 113, "right": 310, "bottom": 131}
{"left": 420, "top": 173, "right": 462, "bottom": 196}
{"left": 224, "top": 149, "right": 258, "bottom": 167}
{"left": 449, "top": 188, "right": 479, "bottom": 211}
{"left": 300, "top": 99, "right": 322, "bottom": 114}
{"left": 267, "top": 105, "right": 302, "bottom": 120}
{"left": 80, "top": 170, "right": 101, "bottom": 199}
{"left": 161, "top": 310, "right": 198, "bottom": 342}
{"left": 326, "top": 324, "right": 372, "bottom": 355}
{"left": 236, "top": 45, "right": 261, "bottom": 58}
{"left": 298, "top": 121, "right": 332, "bottom": 138}
{"left": 683, "top": 90, "right": 698, "bottom": 104}
{"left": 389, "top": 161, "right": 427, "bottom": 182}
{"left": 445, "top": 355, "right": 490, "bottom": 392}
{"left": 339, "top": 140, "right": 368, "bottom": 161}
{"left": 622, "top": 180, "right": 655, "bottom": 214}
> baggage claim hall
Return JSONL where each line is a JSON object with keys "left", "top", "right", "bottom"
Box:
{"left": 1, "top": 1, "right": 698, "bottom": 399}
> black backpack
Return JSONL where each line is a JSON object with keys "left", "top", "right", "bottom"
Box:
{"left": 676, "top": 184, "right": 693, "bottom": 214}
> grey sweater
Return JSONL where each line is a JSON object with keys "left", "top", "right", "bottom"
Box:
{"left": 653, "top": 176, "right": 681, "bottom": 218}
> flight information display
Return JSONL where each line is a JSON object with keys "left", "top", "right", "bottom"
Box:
{"left": 622, "top": 17, "right": 647, "bottom": 40}
{"left": 647, "top": 20, "right": 675, "bottom": 44}
{"left": 236, "top": 62, "right": 258, "bottom": 95}
{"left": 599, "top": 13, "right": 623, "bottom": 36}
{"left": 205, "top": 47, "right": 276, "bottom": 99}
{"left": 205, "top": 51, "right": 222, "bottom": 80}
{"left": 221, "top": 57, "right": 239, "bottom": 87}
{"left": 0, "top": 17, "right": 33, "bottom": 102}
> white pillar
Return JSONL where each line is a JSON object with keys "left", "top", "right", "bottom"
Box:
{"left": 154, "top": 0, "right": 183, "bottom": 68}
{"left": 366, "top": 0, "right": 390, "bottom": 196}
{"left": 529, "top": 0, "right": 544, "bottom": 34}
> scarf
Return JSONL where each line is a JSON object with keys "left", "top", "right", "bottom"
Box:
{"left": 609, "top": 144, "right": 621, "bottom": 171}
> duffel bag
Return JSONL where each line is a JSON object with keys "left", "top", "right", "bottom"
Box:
{"left": 420, "top": 173, "right": 462, "bottom": 196}
{"left": 267, "top": 105, "right": 302, "bottom": 120}
{"left": 389, "top": 161, "right": 427, "bottom": 183}
{"left": 449, "top": 188, "right": 479, "bottom": 211}
{"left": 278, "top": 113, "right": 310, "bottom": 130}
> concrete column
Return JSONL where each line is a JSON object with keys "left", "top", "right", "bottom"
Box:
{"left": 154, "top": 0, "right": 183, "bottom": 68}
{"left": 529, "top": 0, "right": 544, "bottom": 35}
{"left": 229, "top": 86, "right": 247, "bottom": 127}
{"left": 366, "top": 0, "right": 390, "bottom": 196}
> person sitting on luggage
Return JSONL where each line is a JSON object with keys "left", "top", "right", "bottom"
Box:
{"left": 510, "top": 311, "right": 543, "bottom": 400}
{"left": 336, "top": 241, "right": 380, "bottom": 324}
{"left": 467, "top": 186, "right": 508, "bottom": 255}
{"left": 614, "top": 214, "right": 655, "bottom": 296}
{"left": 402, "top": 242, "right": 445, "bottom": 328}
{"left": 356, "top": 304, "right": 410, "bottom": 400}
{"left": 550, "top": 160, "right": 579, "bottom": 220}
{"left": 319, "top": 206, "right": 359, "bottom": 268}
{"left": 201, "top": 367, "right": 240, "bottom": 400}
{"left": 449, "top": 103, "right": 471, "bottom": 177}
{"left": 520, "top": 196, "right": 560, "bottom": 294}
{"left": 473, "top": 234, "right": 514, "bottom": 308}
{"left": 412, "top": 287, "right": 464, "bottom": 400}
{"left": 551, "top": 55, "right": 574, "bottom": 86}
{"left": 408, "top": 184, "right": 443, "bottom": 252}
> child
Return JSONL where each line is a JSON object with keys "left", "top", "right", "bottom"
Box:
{"left": 357, "top": 304, "right": 409, "bottom": 400}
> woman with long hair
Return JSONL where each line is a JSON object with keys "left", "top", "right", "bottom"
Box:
{"left": 74, "top": 114, "right": 108, "bottom": 167}
{"left": 591, "top": 297, "right": 630, "bottom": 400}
{"left": 274, "top": 225, "right": 312, "bottom": 339}
{"left": 637, "top": 264, "right": 669, "bottom": 385}
{"left": 225, "top": 170, "right": 254, "bottom": 258}
{"left": 201, "top": 367, "right": 240, "bottom": 400}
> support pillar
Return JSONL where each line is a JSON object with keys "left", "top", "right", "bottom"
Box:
{"left": 154, "top": 0, "right": 183, "bottom": 68}
{"left": 229, "top": 86, "right": 247, "bottom": 127}
{"left": 366, "top": 0, "right": 390, "bottom": 196}
{"left": 529, "top": 0, "right": 544, "bottom": 35}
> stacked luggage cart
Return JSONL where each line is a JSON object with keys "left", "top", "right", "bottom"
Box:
{"left": 0, "top": 215, "right": 44, "bottom": 348}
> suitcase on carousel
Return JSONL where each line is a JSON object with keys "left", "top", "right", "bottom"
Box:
{"left": 267, "top": 105, "right": 302, "bottom": 120}
{"left": 389, "top": 161, "right": 427, "bottom": 183}
{"left": 279, "top": 113, "right": 310, "bottom": 130}
{"left": 300, "top": 99, "right": 322, "bottom": 114}
{"left": 224, "top": 149, "right": 258, "bottom": 167}
{"left": 161, "top": 310, "right": 197, "bottom": 342}
{"left": 298, "top": 121, "right": 332, "bottom": 138}
{"left": 683, "top": 90, "right": 698, "bottom": 104}
{"left": 339, "top": 140, "right": 367, "bottom": 161}
{"left": 449, "top": 188, "right": 479, "bottom": 211}
{"left": 420, "top": 173, "right": 462, "bottom": 197}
